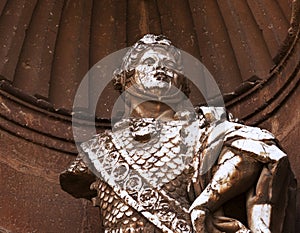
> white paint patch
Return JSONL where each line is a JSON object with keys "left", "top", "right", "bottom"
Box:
{"left": 231, "top": 139, "right": 286, "bottom": 162}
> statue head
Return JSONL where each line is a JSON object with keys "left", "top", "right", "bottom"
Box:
{"left": 113, "top": 34, "right": 190, "bottom": 103}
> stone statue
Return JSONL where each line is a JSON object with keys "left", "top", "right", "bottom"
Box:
{"left": 60, "top": 34, "right": 296, "bottom": 233}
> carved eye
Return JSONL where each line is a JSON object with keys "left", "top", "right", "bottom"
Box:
{"left": 164, "top": 60, "right": 176, "bottom": 68}
{"left": 142, "top": 57, "right": 156, "bottom": 66}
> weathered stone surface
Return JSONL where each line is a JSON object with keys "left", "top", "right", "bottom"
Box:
{"left": 0, "top": 129, "right": 102, "bottom": 233}
{"left": 0, "top": 0, "right": 298, "bottom": 232}
{"left": 259, "top": 82, "right": 300, "bottom": 231}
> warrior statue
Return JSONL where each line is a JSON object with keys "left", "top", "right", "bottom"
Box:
{"left": 60, "top": 34, "right": 296, "bottom": 233}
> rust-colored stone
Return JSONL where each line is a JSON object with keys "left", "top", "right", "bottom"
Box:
{"left": 0, "top": 0, "right": 298, "bottom": 232}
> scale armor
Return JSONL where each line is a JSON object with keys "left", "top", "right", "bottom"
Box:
{"left": 61, "top": 107, "right": 295, "bottom": 233}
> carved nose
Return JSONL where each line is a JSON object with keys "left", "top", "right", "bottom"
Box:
{"left": 156, "top": 60, "right": 164, "bottom": 69}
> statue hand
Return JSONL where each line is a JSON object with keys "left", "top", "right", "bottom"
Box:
{"left": 190, "top": 208, "right": 208, "bottom": 233}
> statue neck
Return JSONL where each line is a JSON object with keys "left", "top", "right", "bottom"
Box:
{"left": 129, "top": 100, "right": 175, "bottom": 121}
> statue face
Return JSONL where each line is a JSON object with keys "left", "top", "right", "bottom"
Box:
{"left": 131, "top": 46, "right": 182, "bottom": 98}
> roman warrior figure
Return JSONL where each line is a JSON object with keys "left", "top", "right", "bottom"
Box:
{"left": 60, "top": 34, "right": 296, "bottom": 233}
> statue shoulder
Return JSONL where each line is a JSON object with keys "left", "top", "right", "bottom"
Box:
{"left": 59, "top": 130, "right": 113, "bottom": 199}
{"left": 194, "top": 106, "right": 287, "bottom": 163}
{"left": 80, "top": 130, "right": 114, "bottom": 157}
{"left": 223, "top": 122, "right": 287, "bottom": 162}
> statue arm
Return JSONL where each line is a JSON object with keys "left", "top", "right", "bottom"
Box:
{"left": 189, "top": 131, "right": 296, "bottom": 233}
{"left": 189, "top": 147, "right": 262, "bottom": 233}
{"left": 246, "top": 155, "right": 296, "bottom": 233}
{"left": 59, "top": 152, "right": 97, "bottom": 200}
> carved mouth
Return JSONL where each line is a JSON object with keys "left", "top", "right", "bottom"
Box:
{"left": 154, "top": 72, "right": 171, "bottom": 83}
